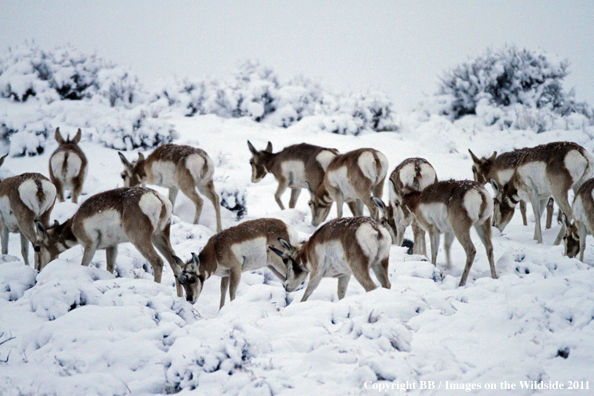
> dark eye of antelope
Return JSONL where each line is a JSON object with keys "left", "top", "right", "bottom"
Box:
{"left": 121, "top": 172, "right": 127, "bottom": 180}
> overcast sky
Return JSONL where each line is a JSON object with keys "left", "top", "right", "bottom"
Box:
{"left": 1, "top": 1, "right": 593, "bottom": 111}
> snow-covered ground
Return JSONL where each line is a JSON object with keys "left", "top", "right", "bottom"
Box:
{"left": 1, "top": 101, "right": 594, "bottom": 395}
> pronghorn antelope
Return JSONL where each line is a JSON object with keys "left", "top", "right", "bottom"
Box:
{"left": 469, "top": 149, "right": 556, "bottom": 229}
{"left": 119, "top": 144, "right": 222, "bottom": 232}
{"left": 0, "top": 173, "right": 56, "bottom": 269}
{"left": 373, "top": 157, "right": 438, "bottom": 255}
{"left": 562, "top": 178, "right": 594, "bottom": 261}
{"left": 247, "top": 141, "right": 339, "bottom": 210}
{"left": 49, "top": 128, "right": 88, "bottom": 204}
{"left": 397, "top": 180, "right": 496, "bottom": 287}
{"left": 176, "top": 218, "right": 299, "bottom": 306}
{"left": 491, "top": 142, "right": 594, "bottom": 245}
{"left": 268, "top": 217, "right": 391, "bottom": 302}
{"left": 35, "top": 187, "right": 184, "bottom": 296}
{"left": 309, "top": 148, "right": 388, "bottom": 227}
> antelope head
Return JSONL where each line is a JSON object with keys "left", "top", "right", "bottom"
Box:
{"left": 371, "top": 197, "right": 397, "bottom": 244}
{"left": 469, "top": 150, "right": 497, "bottom": 185}
{"left": 268, "top": 238, "right": 308, "bottom": 292}
{"left": 562, "top": 214, "right": 580, "bottom": 258}
{"left": 34, "top": 219, "right": 72, "bottom": 270}
{"left": 118, "top": 152, "right": 146, "bottom": 187}
{"left": 490, "top": 178, "right": 518, "bottom": 232}
{"left": 176, "top": 253, "right": 205, "bottom": 303}
{"left": 247, "top": 140, "right": 273, "bottom": 183}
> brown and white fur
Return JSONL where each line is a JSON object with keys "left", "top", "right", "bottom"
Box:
{"left": 49, "top": 128, "right": 88, "bottom": 204}
{"left": 491, "top": 142, "right": 594, "bottom": 245}
{"left": 309, "top": 148, "right": 388, "bottom": 227}
{"left": 469, "top": 149, "right": 557, "bottom": 230}
{"left": 562, "top": 178, "right": 594, "bottom": 261}
{"left": 0, "top": 173, "right": 56, "bottom": 269}
{"left": 247, "top": 141, "right": 338, "bottom": 210}
{"left": 176, "top": 218, "right": 299, "bottom": 307}
{"left": 373, "top": 158, "right": 437, "bottom": 255}
{"left": 269, "top": 217, "right": 391, "bottom": 302}
{"left": 119, "top": 144, "right": 222, "bottom": 232}
{"left": 35, "top": 187, "right": 184, "bottom": 296}
{"left": 399, "top": 180, "right": 496, "bottom": 287}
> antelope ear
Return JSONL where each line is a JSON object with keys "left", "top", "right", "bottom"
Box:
{"left": 247, "top": 140, "right": 257, "bottom": 155}
{"left": 561, "top": 213, "right": 571, "bottom": 228}
{"left": 34, "top": 220, "right": 46, "bottom": 238}
{"left": 265, "top": 141, "right": 273, "bottom": 153}
{"left": 55, "top": 128, "right": 65, "bottom": 144}
{"left": 490, "top": 178, "right": 500, "bottom": 194}
{"left": 468, "top": 149, "right": 479, "bottom": 164}
{"left": 371, "top": 197, "right": 385, "bottom": 210}
{"left": 278, "top": 238, "right": 292, "bottom": 252}
{"left": 305, "top": 181, "right": 312, "bottom": 193}
{"left": 137, "top": 152, "right": 145, "bottom": 162}
{"left": 388, "top": 178, "right": 397, "bottom": 195}
{"left": 53, "top": 220, "right": 59, "bottom": 228}
{"left": 191, "top": 252, "right": 200, "bottom": 273}
{"left": 488, "top": 151, "right": 497, "bottom": 162}
{"left": 72, "top": 128, "right": 82, "bottom": 144}
{"left": 118, "top": 152, "right": 131, "bottom": 168}
{"left": 0, "top": 153, "right": 8, "bottom": 167}
{"left": 268, "top": 245, "right": 285, "bottom": 258}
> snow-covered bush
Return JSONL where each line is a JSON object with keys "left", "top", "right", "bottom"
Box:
{"left": 0, "top": 41, "right": 140, "bottom": 106}
{"left": 434, "top": 45, "right": 592, "bottom": 122}
{"left": 149, "top": 60, "right": 398, "bottom": 134}
{"left": 0, "top": 42, "right": 176, "bottom": 154}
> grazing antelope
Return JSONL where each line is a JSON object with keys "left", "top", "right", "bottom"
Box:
{"left": 247, "top": 141, "right": 339, "bottom": 210}
{"left": 397, "top": 180, "right": 496, "bottom": 287}
{"left": 35, "top": 187, "right": 184, "bottom": 296}
{"left": 268, "top": 217, "right": 391, "bottom": 302}
{"left": 562, "top": 178, "right": 594, "bottom": 261}
{"left": 119, "top": 144, "right": 222, "bottom": 232}
{"left": 176, "top": 218, "right": 299, "bottom": 306}
{"left": 309, "top": 148, "right": 388, "bottom": 227}
{"left": 0, "top": 173, "right": 56, "bottom": 269}
{"left": 469, "top": 149, "right": 557, "bottom": 229}
{"left": 49, "top": 128, "right": 88, "bottom": 204}
{"left": 373, "top": 157, "right": 437, "bottom": 255}
{"left": 491, "top": 142, "right": 594, "bottom": 244}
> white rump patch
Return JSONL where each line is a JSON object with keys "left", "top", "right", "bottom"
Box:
{"left": 281, "top": 160, "right": 306, "bottom": 188}
{"left": 18, "top": 179, "right": 56, "bottom": 216}
{"left": 186, "top": 154, "right": 214, "bottom": 183}
{"left": 399, "top": 162, "right": 436, "bottom": 192}
{"left": 564, "top": 150, "right": 588, "bottom": 185}
{"left": 316, "top": 150, "right": 337, "bottom": 171}
{"left": 463, "top": 189, "right": 483, "bottom": 223}
{"left": 355, "top": 223, "right": 380, "bottom": 260}
{"left": 50, "top": 152, "right": 82, "bottom": 180}
{"left": 358, "top": 151, "right": 388, "bottom": 183}
{"left": 139, "top": 192, "right": 169, "bottom": 231}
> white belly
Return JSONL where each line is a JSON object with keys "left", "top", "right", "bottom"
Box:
{"left": 315, "top": 240, "right": 351, "bottom": 278}
{"left": 516, "top": 162, "right": 551, "bottom": 198}
{"left": 0, "top": 196, "right": 20, "bottom": 233}
{"left": 328, "top": 167, "right": 358, "bottom": 201}
{"left": 150, "top": 161, "right": 177, "bottom": 188}
{"left": 420, "top": 203, "right": 452, "bottom": 234}
{"left": 81, "top": 210, "right": 128, "bottom": 248}
{"left": 281, "top": 160, "right": 307, "bottom": 189}
{"left": 230, "top": 237, "right": 269, "bottom": 272}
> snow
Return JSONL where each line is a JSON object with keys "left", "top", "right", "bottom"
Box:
{"left": 1, "top": 93, "right": 594, "bottom": 395}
